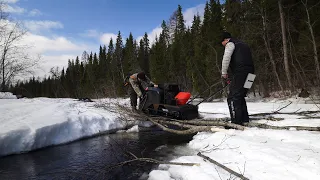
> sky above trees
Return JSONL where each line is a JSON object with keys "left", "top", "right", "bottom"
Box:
{"left": 5, "top": 0, "right": 207, "bottom": 78}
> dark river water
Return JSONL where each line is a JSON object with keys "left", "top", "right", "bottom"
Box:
{"left": 0, "top": 130, "right": 194, "bottom": 180}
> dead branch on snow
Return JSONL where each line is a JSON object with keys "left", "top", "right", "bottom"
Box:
{"left": 197, "top": 152, "right": 249, "bottom": 180}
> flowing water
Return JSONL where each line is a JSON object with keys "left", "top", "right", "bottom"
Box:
{"left": 0, "top": 130, "right": 195, "bottom": 180}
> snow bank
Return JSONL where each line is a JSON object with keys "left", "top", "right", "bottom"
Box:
{"left": 0, "top": 97, "right": 135, "bottom": 157}
{"left": 2, "top": 93, "right": 320, "bottom": 180}
{"left": 149, "top": 100, "right": 320, "bottom": 180}
{"left": 0, "top": 92, "right": 17, "bottom": 99}
{"left": 149, "top": 129, "right": 320, "bottom": 180}
{"left": 199, "top": 99, "right": 320, "bottom": 119}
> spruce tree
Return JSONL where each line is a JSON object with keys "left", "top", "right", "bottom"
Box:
{"left": 138, "top": 32, "right": 150, "bottom": 77}
{"left": 169, "top": 5, "right": 187, "bottom": 86}
{"left": 98, "top": 45, "right": 108, "bottom": 83}
{"left": 123, "top": 33, "right": 137, "bottom": 75}
{"left": 114, "top": 31, "right": 126, "bottom": 96}
{"left": 138, "top": 39, "right": 145, "bottom": 73}
{"left": 93, "top": 52, "right": 99, "bottom": 80}
{"left": 188, "top": 15, "right": 203, "bottom": 93}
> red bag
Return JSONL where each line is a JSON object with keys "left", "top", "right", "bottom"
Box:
{"left": 175, "top": 92, "right": 191, "bottom": 105}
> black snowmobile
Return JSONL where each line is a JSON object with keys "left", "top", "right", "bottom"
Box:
{"left": 136, "top": 78, "right": 233, "bottom": 120}
{"left": 138, "top": 84, "right": 199, "bottom": 120}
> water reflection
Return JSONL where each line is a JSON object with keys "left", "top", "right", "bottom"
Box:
{"left": 0, "top": 131, "right": 194, "bottom": 180}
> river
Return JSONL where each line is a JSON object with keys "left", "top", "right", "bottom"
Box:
{"left": 0, "top": 130, "right": 195, "bottom": 180}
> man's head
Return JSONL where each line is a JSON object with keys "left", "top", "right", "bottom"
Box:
{"left": 221, "top": 32, "right": 232, "bottom": 46}
{"left": 137, "top": 72, "right": 147, "bottom": 81}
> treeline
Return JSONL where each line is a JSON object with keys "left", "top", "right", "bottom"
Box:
{"left": 10, "top": 0, "right": 320, "bottom": 98}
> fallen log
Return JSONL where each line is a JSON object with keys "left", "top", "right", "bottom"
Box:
{"left": 148, "top": 118, "right": 213, "bottom": 135}
{"left": 173, "top": 119, "right": 245, "bottom": 130}
{"left": 250, "top": 117, "right": 284, "bottom": 121}
{"left": 250, "top": 110, "right": 320, "bottom": 117}
{"left": 245, "top": 122, "right": 320, "bottom": 131}
{"left": 113, "top": 104, "right": 320, "bottom": 134}
{"left": 149, "top": 116, "right": 245, "bottom": 130}
{"left": 153, "top": 117, "right": 320, "bottom": 133}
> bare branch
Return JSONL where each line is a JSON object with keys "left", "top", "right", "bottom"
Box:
{"left": 307, "top": 0, "right": 320, "bottom": 10}
{"left": 198, "top": 152, "right": 250, "bottom": 180}
{"left": 1, "top": 18, "right": 39, "bottom": 91}
{"left": 274, "top": 101, "right": 292, "bottom": 113}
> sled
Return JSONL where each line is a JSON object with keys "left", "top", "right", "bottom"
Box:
{"left": 139, "top": 84, "right": 199, "bottom": 120}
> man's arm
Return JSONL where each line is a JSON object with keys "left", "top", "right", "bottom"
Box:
{"left": 145, "top": 76, "right": 158, "bottom": 87}
{"left": 221, "top": 42, "right": 235, "bottom": 76}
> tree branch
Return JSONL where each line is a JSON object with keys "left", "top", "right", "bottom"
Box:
{"left": 274, "top": 101, "right": 292, "bottom": 113}
{"left": 197, "top": 152, "right": 249, "bottom": 180}
{"left": 107, "top": 157, "right": 200, "bottom": 171}
{"left": 245, "top": 122, "right": 320, "bottom": 131}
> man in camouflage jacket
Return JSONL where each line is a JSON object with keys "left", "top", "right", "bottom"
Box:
{"left": 127, "top": 72, "right": 157, "bottom": 111}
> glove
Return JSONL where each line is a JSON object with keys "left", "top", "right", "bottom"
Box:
{"left": 221, "top": 74, "right": 228, "bottom": 79}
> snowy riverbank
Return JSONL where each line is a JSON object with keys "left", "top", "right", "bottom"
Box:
{"left": 1, "top": 92, "right": 320, "bottom": 179}
{"left": 148, "top": 100, "right": 320, "bottom": 180}
{"left": 0, "top": 96, "right": 146, "bottom": 157}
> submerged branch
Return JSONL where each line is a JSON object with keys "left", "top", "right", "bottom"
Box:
{"left": 107, "top": 157, "right": 200, "bottom": 171}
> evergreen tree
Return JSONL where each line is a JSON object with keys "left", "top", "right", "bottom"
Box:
{"left": 138, "top": 32, "right": 150, "bottom": 77}
{"left": 107, "top": 38, "right": 115, "bottom": 79}
{"left": 169, "top": 5, "right": 187, "bottom": 87}
{"left": 114, "top": 32, "right": 126, "bottom": 96}
{"left": 142, "top": 33, "right": 150, "bottom": 76}
{"left": 123, "top": 32, "right": 137, "bottom": 75}
{"left": 138, "top": 39, "right": 145, "bottom": 73}
{"left": 93, "top": 52, "right": 99, "bottom": 81}
{"left": 188, "top": 15, "right": 203, "bottom": 93}
{"left": 10, "top": 1, "right": 320, "bottom": 98}
{"left": 98, "top": 45, "right": 108, "bottom": 81}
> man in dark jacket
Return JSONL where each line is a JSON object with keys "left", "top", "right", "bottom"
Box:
{"left": 126, "top": 72, "right": 157, "bottom": 111}
{"left": 220, "top": 32, "right": 255, "bottom": 125}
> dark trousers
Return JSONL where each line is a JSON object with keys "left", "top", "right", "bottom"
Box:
{"left": 227, "top": 73, "right": 250, "bottom": 125}
{"left": 129, "top": 85, "right": 138, "bottom": 109}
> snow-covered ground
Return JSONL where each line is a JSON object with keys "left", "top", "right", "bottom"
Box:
{"left": 0, "top": 92, "right": 17, "bottom": 99}
{"left": 148, "top": 99, "right": 320, "bottom": 180}
{"left": 1, "top": 92, "right": 320, "bottom": 179}
{"left": 0, "top": 93, "right": 147, "bottom": 157}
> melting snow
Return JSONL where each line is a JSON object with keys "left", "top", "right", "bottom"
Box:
{"left": 0, "top": 96, "right": 135, "bottom": 157}
{"left": 1, "top": 92, "right": 320, "bottom": 179}
{"left": 148, "top": 98, "right": 320, "bottom": 180}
